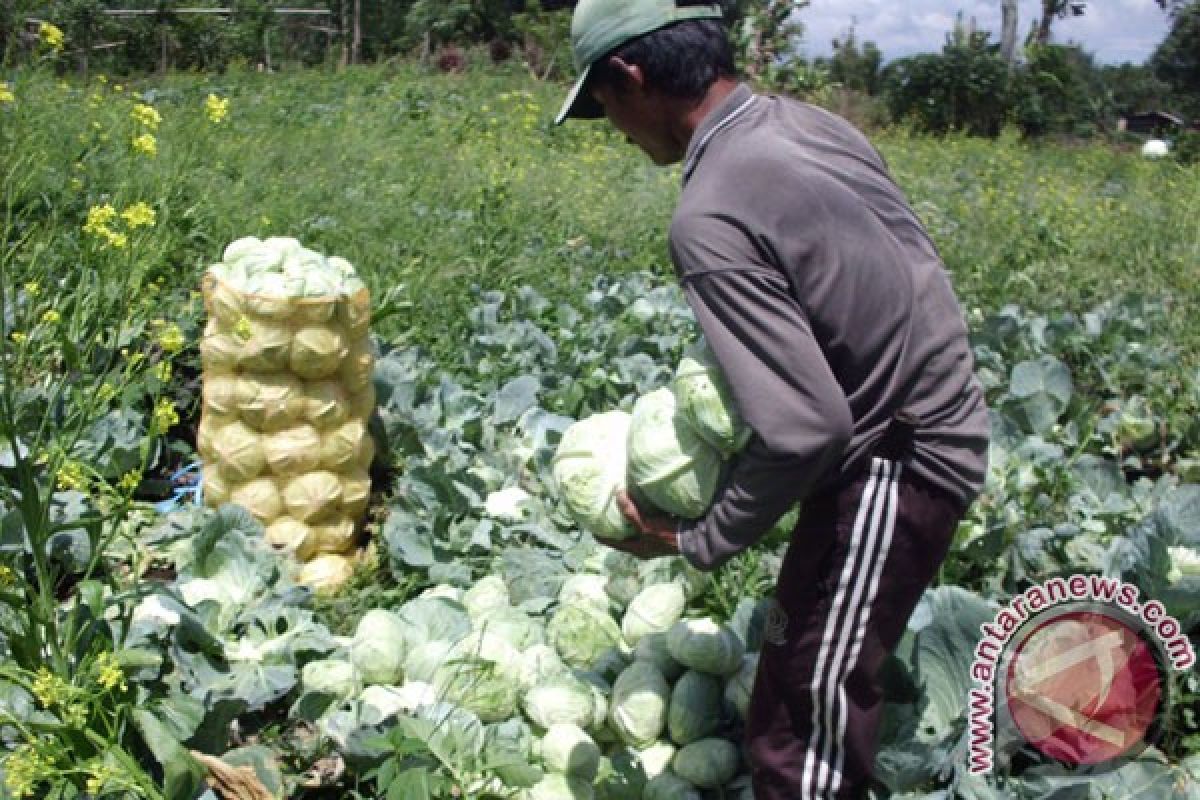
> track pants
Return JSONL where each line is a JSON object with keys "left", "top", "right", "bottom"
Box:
{"left": 746, "top": 457, "right": 967, "bottom": 799}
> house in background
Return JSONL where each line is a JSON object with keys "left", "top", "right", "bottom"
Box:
{"left": 1118, "top": 110, "right": 1186, "bottom": 137}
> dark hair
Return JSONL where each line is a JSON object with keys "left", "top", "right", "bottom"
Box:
{"left": 589, "top": 18, "right": 736, "bottom": 103}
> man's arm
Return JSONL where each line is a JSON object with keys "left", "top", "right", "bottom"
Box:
{"left": 669, "top": 235, "right": 854, "bottom": 570}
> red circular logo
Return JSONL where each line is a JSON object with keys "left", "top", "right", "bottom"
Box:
{"left": 1004, "top": 610, "right": 1163, "bottom": 766}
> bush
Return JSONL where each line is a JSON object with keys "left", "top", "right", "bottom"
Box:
{"left": 883, "top": 32, "right": 1011, "bottom": 136}
{"left": 1174, "top": 130, "right": 1200, "bottom": 165}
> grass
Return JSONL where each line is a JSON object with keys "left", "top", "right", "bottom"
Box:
{"left": 3, "top": 59, "right": 1197, "bottom": 368}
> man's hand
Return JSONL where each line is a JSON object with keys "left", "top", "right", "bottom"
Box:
{"left": 602, "top": 490, "right": 680, "bottom": 559}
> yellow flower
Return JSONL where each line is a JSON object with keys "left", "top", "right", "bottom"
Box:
{"left": 56, "top": 460, "right": 89, "bottom": 492}
{"left": 41, "top": 309, "right": 60, "bottom": 324}
{"left": 3, "top": 743, "right": 52, "bottom": 799}
{"left": 9, "top": 331, "right": 26, "bottom": 345}
{"left": 31, "top": 668, "right": 66, "bottom": 708}
{"left": 0, "top": 565, "right": 14, "bottom": 587}
{"left": 117, "top": 471, "right": 141, "bottom": 495}
{"left": 0, "top": 82, "right": 13, "bottom": 104}
{"left": 85, "top": 761, "right": 120, "bottom": 796}
{"left": 151, "top": 397, "right": 179, "bottom": 434}
{"left": 234, "top": 316, "right": 253, "bottom": 340}
{"left": 106, "top": 230, "right": 128, "bottom": 249}
{"left": 158, "top": 323, "right": 184, "bottom": 354}
{"left": 38, "top": 22, "right": 65, "bottom": 52}
{"left": 83, "top": 203, "right": 117, "bottom": 235}
{"left": 154, "top": 361, "right": 172, "bottom": 382}
{"left": 205, "top": 93, "right": 229, "bottom": 124}
{"left": 131, "top": 103, "right": 161, "bottom": 131}
{"left": 121, "top": 201, "right": 156, "bottom": 229}
{"left": 131, "top": 133, "right": 157, "bottom": 157}
{"left": 95, "top": 651, "right": 128, "bottom": 692}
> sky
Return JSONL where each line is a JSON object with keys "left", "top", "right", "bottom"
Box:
{"left": 798, "top": 0, "right": 1173, "bottom": 65}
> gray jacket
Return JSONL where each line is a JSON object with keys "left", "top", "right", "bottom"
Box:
{"left": 671, "top": 84, "right": 990, "bottom": 570}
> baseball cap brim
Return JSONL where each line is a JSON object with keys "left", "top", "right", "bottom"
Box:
{"left": 555, "top": 63, "right": 605, "bottom": 125}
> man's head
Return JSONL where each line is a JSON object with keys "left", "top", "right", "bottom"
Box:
{"left": 555, "top": 0, "right": 736, "bottom": 164}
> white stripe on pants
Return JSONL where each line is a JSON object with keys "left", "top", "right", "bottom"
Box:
{"left": 801, "top": 457, "right": 902, "bottom": 798}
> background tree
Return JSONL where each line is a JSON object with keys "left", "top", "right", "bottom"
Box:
{"left": 883, "top": 15, "right": 1011, "bottom": 136}
{"left": 828, "top": 22, "right": 882, "bottom": 94}
{"left": 1150, "top": 1, "right": 1200, "bottom": 116}
{"left": 1032, "top": 0, "right": 1087, "bottom": 46}
{"left": 1001, "top": 0, "right": 1019, "bottom": 64}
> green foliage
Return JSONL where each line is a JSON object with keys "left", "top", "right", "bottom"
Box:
{"left": 827, "top": 26, "right": 883, "bottom": 95}
{"left": 1174, "top": 129, "right": 1200, "bottom": 164}
{"left": 884, "top": 29, "right": 1012, "bottom": 136}
{"left": 1011, "top": 44, "right": 1105, "bottom": 137}
{"left": 2, "top": 63, "right": 1200, "bottom": 798}
{"left": 1151, "top": 2, "right": 1200, "bottom": 117}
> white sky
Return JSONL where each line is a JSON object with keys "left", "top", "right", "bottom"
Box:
{"left": 799, "top": 0, "right": 1173, "bottom": 64}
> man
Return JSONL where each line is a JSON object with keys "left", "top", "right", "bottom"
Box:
{"left": 554, "top": 1, "right": 990, "bottom": 798}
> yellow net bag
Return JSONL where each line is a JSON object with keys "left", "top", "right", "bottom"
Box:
{"left": 196, "top": 237, "right": 375, "bottom": 593}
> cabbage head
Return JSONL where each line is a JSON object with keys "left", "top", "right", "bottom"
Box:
{"left": 666, "top": 618, "right": 744, "bottom": 677}
{"left": 431, "top": 632, "right": 522, "bottom": 723}
{"left": 667, "top": 671, "right": 723, "bottom": 745}
{"left": 672, "top": 739, "right": 739, "bottom": 789}
{"left": 627, "top": 389, "right": 722, "bottom": 519}
{"left": 404, "top": 639, "right": 455, "bottom": 684}
{"left": 672, "top": 339, "right": 751, "bottom": 457}
{"left": 622, "top": 583, "right": 687, "bottom": 646}
{"left": 522, "top": 674, "right": 598, "bottom": 731}
{"left": 595, "top": 749, "right": 649, "bottom": 800}
{"left": 434, "top": 633, "right": 523, "bottom": 724}
{"left": 524, "top": 773, "right": 595, "bottom": 800}
{"left": 552, "top": 411, "right": 637, "bottom": 541}
{"left": 475, "top": 606, "right": 545, "bottom": 650}
{"left": 539, "top": 723, "right": 601, "bottom": 781}
{"left": 633, "top": 633, "right": 684, "bottom": 682}
{"left": 643, "top": 772, "right": 701, "bottom": 800}
{"left": 608, "top": 662, "right": 670, "bottom": 748}
{"left": 547, "top": 602, "right": 625, "bottom": 669}
{"left": 518, "top": 644, "right": 569, "bottom": 692}
{"left": 635, "top": 742, "right": 677, "bottom": 781}
{"left": 723, "top": 653, "right": 758, "bottom": 721}
{"left": 463, "top": 574, "right": 510, "bottom": 621}
{"left": 558, "top": 574, "right": 611, "bottom": 612}
{"left": 349, "top": 609, "right": 410, "bottom": 685}
{"left": 301, "top": 659, "right": 360, "bottom": 701}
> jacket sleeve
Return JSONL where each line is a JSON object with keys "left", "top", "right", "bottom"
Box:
{"left": 669, "top": 225, "right": 853, "bottom": 571}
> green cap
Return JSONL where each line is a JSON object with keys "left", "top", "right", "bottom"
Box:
{"left": 555, "top": 0, "right": 724, "bottom": 125}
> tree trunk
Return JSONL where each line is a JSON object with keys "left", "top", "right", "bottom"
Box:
{"left": 1001, "top": 0, "right": 1019, "bottom": 64}
{"left": 1035, "top": 0, "right": 1056, "bottom": 45}
{"left": 351, "top": 0, "right": 361, "bottom": 64}
{"left": 339, "top": 0, "right": 349, "bottom": 67}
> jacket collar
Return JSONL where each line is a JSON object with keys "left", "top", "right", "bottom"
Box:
{"left": 682, "top": 83, "right": 756, "bottom": 183}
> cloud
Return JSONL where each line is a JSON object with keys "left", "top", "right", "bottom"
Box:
{"left": 799, "top": 0, "right": 1172, "bottom": 64}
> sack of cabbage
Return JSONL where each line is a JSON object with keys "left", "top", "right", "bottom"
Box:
{"left": 197, "top": 236, "right": 376, "bottom": 592}
{"left": 552, "top": 340, "right": 751, "bottom": 540}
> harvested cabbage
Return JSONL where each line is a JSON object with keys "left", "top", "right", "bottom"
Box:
{"left": 547, "top": 602, "right": 625, "bottom": 669}
{"left": 609, "top": 662, "right": 669, "bottom": 748}
{"left": 672, "top": 338, "right": 751, "bottom": 457}
{"left": 350, "top": 609, "right": 409, "bottom": 684}
{"left": 667, "top": 670, "right": 723, "bottom": 745}
{"left": 552, "top": 411, "right": 637, "bottom": 541}
{"left": 539, "top": 723, "right": 601, "bottom": 781}
{"left": 672, "top": 739, "right": 739, "bottom": 789}
{"left": 622, "top": 583, "right": 687, "bottom": 646}
{"left": 627, "top": 389, "right": 722, "bottom": 519}
{"left": 666, "top": 618, "right": 744, "bottom": 677}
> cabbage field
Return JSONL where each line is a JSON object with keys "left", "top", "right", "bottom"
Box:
{"left": 1, "top": 62, "right": 1199, "bottom": 799}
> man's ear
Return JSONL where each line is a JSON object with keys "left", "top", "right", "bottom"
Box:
{"left": 606, "top": 55, "right": 645, "bottom": 92}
